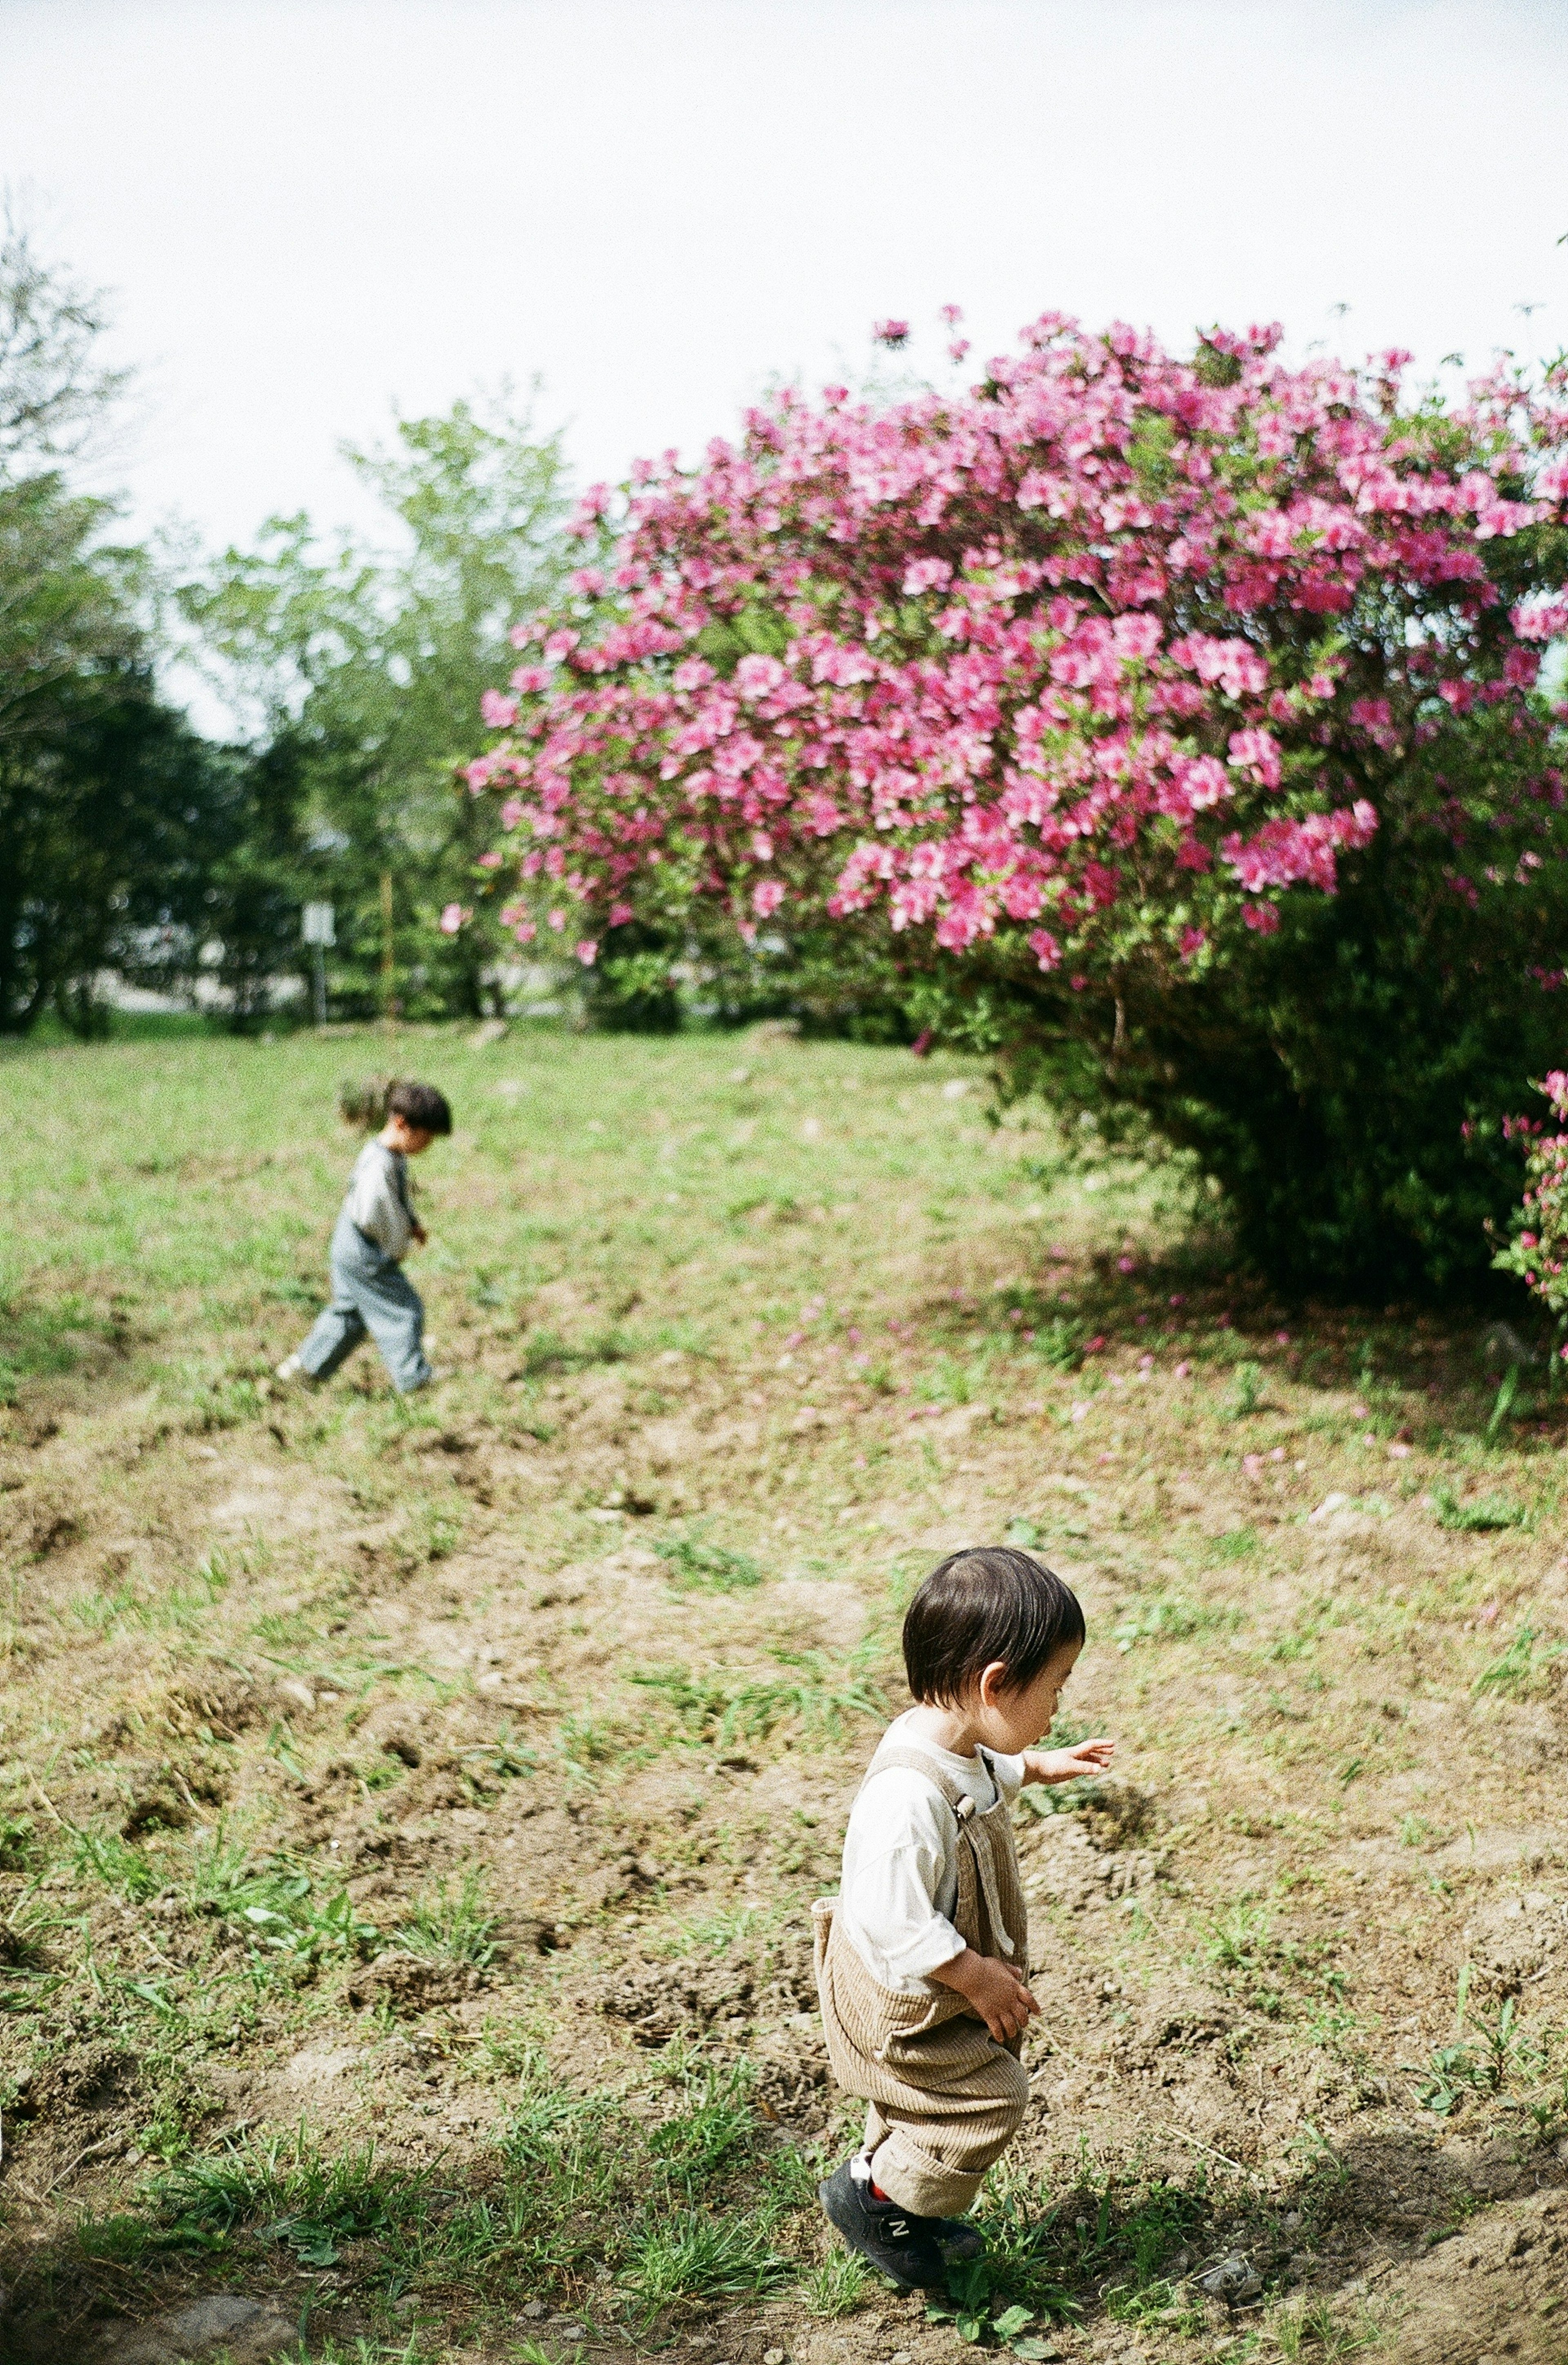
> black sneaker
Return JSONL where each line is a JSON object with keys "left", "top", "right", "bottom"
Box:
{"left": 932, "top": 2216, "right": 986, "bottom": 2263}
{"left": 818, "top": 2159, "right": 947, "bottom": 2290}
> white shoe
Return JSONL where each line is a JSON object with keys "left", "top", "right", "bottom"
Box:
{"left": 275, "top": 1354, "right": 308, "bottom": 1384}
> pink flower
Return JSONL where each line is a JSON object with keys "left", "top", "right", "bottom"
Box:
{"left": 873, "top": 318, "right": 911, "bottom": 348}
{"left": 575, "top": 939, "right": 598, "bottom": 965}
{"left": 438, "top": 903, "right": 468, "bottom": 935}
{"left": 1178, "top": 926, "right": 1207, "bottom": 961}
{"left": 1174, "top": 1360, "right": 1192, "bottom": 1378}
{"left": 477, "top": 851, "right": 502, "bottom": 870}
{"left": 481, "top": 690, "right": 519, "bottom": 729}
{"left": 752, "top": 880, "right": 785, "bottom": 917}
{"left": 1117, "top": 1255, "right": 1136, "bottom": 1273}
{"left": 514, "top": 920, "right": 536, "bottom": 944}
{"left": 1083, "top": 1334, "right": 1106, "bottom": 1354}
{"left": 1243, "top": 1453, "right": 1262, "bottom": 1476}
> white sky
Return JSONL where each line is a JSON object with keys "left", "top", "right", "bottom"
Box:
{"left": 3, "top": 0, "right": 1568, "bottom": 561}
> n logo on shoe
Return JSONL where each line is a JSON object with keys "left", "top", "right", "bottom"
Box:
{"left": 886, "top": 2218, "right": 909, "bottom": 2238}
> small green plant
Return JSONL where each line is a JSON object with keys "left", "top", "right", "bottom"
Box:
{"left": 398, "top": 1868, "right": 500, "bottom": 1968}
{"left": 654, "top": 1526, "right": 763, "bottom": 1592}
{"left": 0, "top": 1812, "right": 40, "bottom": 1869}
{"left": 186, "top": 1844, "right": 380, "bottom": 1966}
{"left": 1432, "top": 1481, "right": 1530, "bottom": 1532}
{"left": 1227, "top": 1359, "right": 1263, "bottom": 1418}
{"left": 1486, "top": 1364, "right": 1522, "bottom": 1442}
{"left": 1206, "top": 1898, "right": 1272, "bottom": 1973}
{"left": 633, "top": 1650, "right": 880, "bottom": 1749}
{"left": 1472, "top": 1621, "right": 1566, "bottom": 1699}
{"left": 1214, "top": 1525, "right": 1257, "bottom": 1561}
{"left": 1004, "top": 1517, "right": 1039, "bottom": 1548}
{"left": 927, "top": 2259, "right": 1054, "bottom": 2351}
{"left": 74, "top": 1827, "right": 160, "bottom": 1901}
{"left": 621, "top": 2207, "right": 793, "bottom": 2315}
{"left": 802, "top": 2248, "right": 872, "bottom": 2316}
{"left": 522, "top": 1326, "right": 632, "bottom": 1376}
{"left": 1114, "top": 1595, "right": 1236, "bottom": 1653}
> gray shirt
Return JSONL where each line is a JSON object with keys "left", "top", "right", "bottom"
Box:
{"left": 343, "top": 1140, "right": 416, "bottom": 1260}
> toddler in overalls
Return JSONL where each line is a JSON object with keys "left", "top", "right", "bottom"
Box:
{"left": 278, "top": 1080, "right": 451, "bottom": 1395}
{"left": 815, "top": 1546, "right": 1115, "bottom": 2289}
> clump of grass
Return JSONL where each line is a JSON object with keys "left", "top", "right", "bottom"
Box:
{"left": 185, "top": 1840, "right": 381, "bottom": 1967}
{"left": 802, "top": 2249, "right": 872, "bottom": 2316}
{"left": 1214, "top": 1525, "right": 1258, "bottom": 1561}
{"left": 74, "top": 1827, "right": 160, "bottom": 1902}
{"left": 621, "top": 2209, "right": 793, "bottom": 2316}
{"left": 1114, "top": 1595, "right": 1238, "bottom": 1653}
{"left": 1472, "top": 1622, "right": 1566, "bottom": 1699}
{"left": 398, "top": 1868, "right": 500, "bottom": 1968}
{"left": 633, "top": 1650, "right": 881, "bottom": 1750}
{"left": 655, "top": 1526, "right": 763, "bottom": 1592}
{"left": 521, "top": 1326, "right": 632, "bottom": 1376}
{"left": 1432, "top": 1481, "right": 1530, "bottom": 1533}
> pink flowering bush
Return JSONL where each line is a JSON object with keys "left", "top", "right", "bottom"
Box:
{"left": 470, "top": 312, "right": 1568, "bottom": 1289}
{"left": 1493, "top": 1074, "right": 1568, "bottom": 1324}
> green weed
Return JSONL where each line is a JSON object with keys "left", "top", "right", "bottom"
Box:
{"left": 1432, "top": 1481, "right": 1531, "bottom": 1532}
{"left": 398, "top": 1868, "right": 500, "bottom": 1969}
{"left": 1114, "top": 1595, "right": 1237, "bottom": 1653}
{"left": 633, "top": 1650, "right": 881, "bottom": 1749}
{"left": 1472, "top": 1622, "right": 1566, "bottom": 1699}
{"left": 655, "top": 1526, "right": 764, "bottom": 1592}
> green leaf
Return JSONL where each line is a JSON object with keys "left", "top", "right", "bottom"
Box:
{"left": 993, "top": 2305, "right": 1033, "bottom": 2338}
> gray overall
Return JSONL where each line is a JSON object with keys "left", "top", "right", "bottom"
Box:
{"left": 297, "top": 1207, "right": 431, "bottom": 1394}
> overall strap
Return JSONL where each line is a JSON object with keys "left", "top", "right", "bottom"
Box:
{"left": 858, "top": 1741, "right": 1016, "bottom": 1957}
{"left": 858, "top": 1741, "right": 981, "bottom": 1820}
{"left": 966, "top": 1793, "right": 1018, "bottom": 1958}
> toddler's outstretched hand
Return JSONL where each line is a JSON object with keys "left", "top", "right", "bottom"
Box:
{"left": 1022, "top": 1736, "right": 1116, "bottom": 1786}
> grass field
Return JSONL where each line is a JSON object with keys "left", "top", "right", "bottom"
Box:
{"left": 2, "top": 1021, "right": 1568, "bottom": 2365}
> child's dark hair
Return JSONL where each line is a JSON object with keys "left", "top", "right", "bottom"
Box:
{"left": 902, "top": 1547, "right": 1084, "bottom": 1705}
{"left": 339, "top": 1077, "right": 453, "bottom": 1136}
{"left": 388, "top": 1080, "right": 452, "bottom": 1136}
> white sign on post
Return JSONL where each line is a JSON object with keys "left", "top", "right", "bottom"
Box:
{"left": 302, "top": 902, "right": 336, "bottom": 946}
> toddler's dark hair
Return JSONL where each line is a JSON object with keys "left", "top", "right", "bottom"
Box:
{"left": 903, "top": 1547, "right": 1084, "bottom": 1705}
{"left": 337, "top": 1077, "right": 453, "bottom": 1136}
{"left": 388, "top": 1080, "right": 452, "bottom": 1136}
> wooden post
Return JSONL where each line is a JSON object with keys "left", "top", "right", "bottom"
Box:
{"left": 381, "top": 871, "right": 395, "bottom": 1034}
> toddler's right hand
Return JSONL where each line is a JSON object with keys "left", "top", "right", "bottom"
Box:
{"left": 934, "top": 1947, "right": 1040, "bottom": 2043}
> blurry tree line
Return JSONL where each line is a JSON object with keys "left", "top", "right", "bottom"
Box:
{"left": 0, "top": 217, "right": 572, "bottom": 1035}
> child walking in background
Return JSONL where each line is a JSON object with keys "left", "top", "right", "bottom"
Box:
{"left": 815, "top": 1546, "right": 1115, "bottom": 2290}
{"left": 277, "top": 1079, "right": 452, "bottom": 1395}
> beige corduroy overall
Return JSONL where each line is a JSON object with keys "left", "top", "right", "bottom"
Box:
{"left": 813, "top": 1739, "right": 1031, "bottom": 2217}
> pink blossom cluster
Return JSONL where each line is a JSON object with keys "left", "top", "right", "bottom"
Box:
{"left": 1496, "top": 1071, "right": 1568, "bottom": 1318}
{"left": 465, "top": 312, "right": 1568, "bottom": 975}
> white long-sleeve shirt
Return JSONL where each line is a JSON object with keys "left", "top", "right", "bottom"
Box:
{"left": 837, "top": 1710, "right": 1026, "bottom": 1995}
{"left": 343, "top": 1140, "right": 416, "bottom": 1260}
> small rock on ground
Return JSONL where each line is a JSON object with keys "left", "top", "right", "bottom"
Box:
{"left": 94, "top": 2293, "right": 297, "bottom": 2364}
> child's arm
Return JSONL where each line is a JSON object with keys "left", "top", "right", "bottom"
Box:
{"left": 1020, "top": 1736, "right": 1116, "bottom": 1786}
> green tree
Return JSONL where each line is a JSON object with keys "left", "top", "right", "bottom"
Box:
{"left": 0, "top": 217, "right": 221, "bottom": 1035}
{"left": 179, "top": 394, "right": 572, "bottom": 1018}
